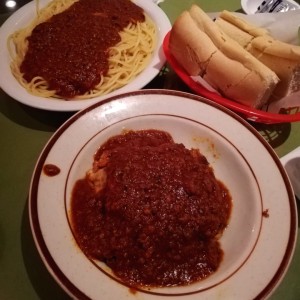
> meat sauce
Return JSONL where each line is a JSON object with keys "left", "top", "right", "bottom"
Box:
{"left": 43, "top": 164, "right": 60, "bottom": 176}
{"left": 21, "top": 0, "right": 145, "bottom": 98}
{"left": 71, "top": 130, "right": 232, "bottom": 287}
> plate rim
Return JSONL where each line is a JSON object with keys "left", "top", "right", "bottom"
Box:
{"left": 0, "top": 0, "right": 171, "bottom": 112}
{"left": 28, "top": 89, "right": 297, "bottom": 299}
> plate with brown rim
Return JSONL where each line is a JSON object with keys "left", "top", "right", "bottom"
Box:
{"left": 29, "top": 89, "right": 297, "bottom": 299}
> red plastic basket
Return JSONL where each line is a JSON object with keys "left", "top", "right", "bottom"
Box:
{"left": 163, "top": 31, "right": 300, "bottom": 124}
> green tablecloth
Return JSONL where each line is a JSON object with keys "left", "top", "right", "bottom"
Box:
{"left": 0, "top": 0, "right": 299, "bottom": 299}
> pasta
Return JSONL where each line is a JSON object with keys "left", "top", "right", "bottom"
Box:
{"left": 8, "top": 0, "right": 157, "bottom": 100}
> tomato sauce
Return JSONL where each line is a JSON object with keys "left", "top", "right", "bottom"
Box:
{"left": 43, "top": 164, "right": 60, "bottom": 176}
{"left": 21, "top": 0, "right": 145, "bottom": 98}
{"left": 71, "top": 130, "right": 232, "bottom": 287}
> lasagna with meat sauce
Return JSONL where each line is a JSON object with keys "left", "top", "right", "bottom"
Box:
{"left": 71, "top": 130, "right": 232, "bottom": 287}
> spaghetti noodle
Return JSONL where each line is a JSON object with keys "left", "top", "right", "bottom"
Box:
{"left": 8, "top": 0, "right": 156, "bottom": 99}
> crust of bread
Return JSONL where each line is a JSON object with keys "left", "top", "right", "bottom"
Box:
{"left": 188, "top": 6, "right": 277, "bottom": 82}
{"left": 217, "top": 10, "right": 300, "bottom": 99}
{"left": 250, "top": 36, "right": 300, "bottom": 60}
{"left": 219, "top": 10, "right": 269, "bottom": 37}
{"left": 249, "top": 47, "right": 300, "bottom": 99}
{"left": 215, "top": 18, "right": 253, "bottom": 48}
{"left": 169, "top": 11, "right": 217, "bottom": 76}
{"left": 169, "top": 5, "right": 279, "bottom": 108}
{"left": 203, "top": 51, "right": 273, "bottom": 107}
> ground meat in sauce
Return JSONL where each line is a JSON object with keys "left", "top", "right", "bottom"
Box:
{"left": 20, "top": 0, "right": 145, "bottom": 98}
{"left": 43, "top": 164, "right": 60, "bottom": 176}
{"left": 71, "top": 130, "right": 232, "bottom": 287}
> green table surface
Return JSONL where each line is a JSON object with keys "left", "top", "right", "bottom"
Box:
{"left": 0, "top": 0, "right": 299, "bottom": 299}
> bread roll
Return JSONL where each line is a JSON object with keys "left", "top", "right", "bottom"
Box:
{"left": 215, "top": 18, "right": 253, "bottom": 48}
{"left": 218, "top": 10, "right": 269, "bottom": 37}
{"left": 169, "top": 11, "right": 218, "bottom": 76}
{"left": 216, "top": 10, "right": 300, "bottom": 100}
{"left": 169, "top": 5, "right": 279, "bottom": 108}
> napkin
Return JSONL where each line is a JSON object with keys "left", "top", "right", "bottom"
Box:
{"left": 232, "top": 10, "right": 300, "bottom": 44}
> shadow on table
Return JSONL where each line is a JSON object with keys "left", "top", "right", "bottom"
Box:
{"left": 0, "top": 92, "right": 73, "bottom": 132}
{"left": 251, "top": 122, "right": 292, "bottom": 148}
{"left": 21, "top": 197, "right": 70, "bottom": 300}
{"left": 1, "top": 68, "right": 188, "bottom": 133}
{"left": 1, "top": 68, "right": 293, "bottom": 149}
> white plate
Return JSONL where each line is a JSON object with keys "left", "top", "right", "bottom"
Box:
{"left": 0, "top": 0, "right": 171, "bottom": 111}
{"left": 241, "top": 0, "right": 300, "bottom": 14}
{"left": 29, "top": 90, "right": 297, "bottom": 299}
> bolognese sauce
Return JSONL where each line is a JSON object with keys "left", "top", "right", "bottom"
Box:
{"left": 20, "top": 0, "right": 145, "bottom": 98}
{"left": 71, "top": 130, "right": 232, "bottom": 287}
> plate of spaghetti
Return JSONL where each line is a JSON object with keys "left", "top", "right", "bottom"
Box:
{"left": 0, "top": 0, "right": 171, "bottom": 111}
